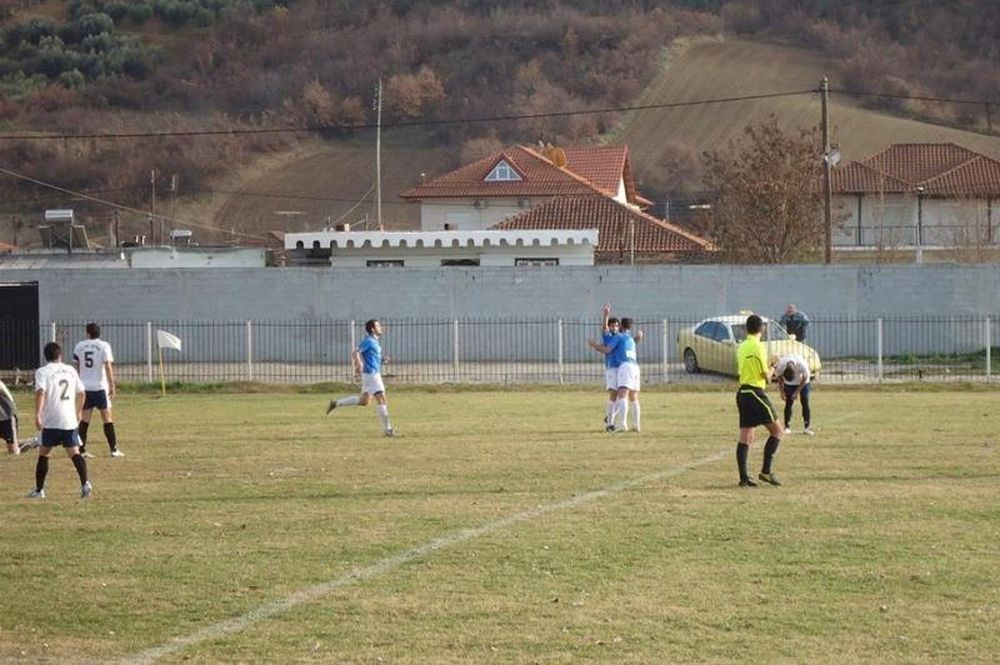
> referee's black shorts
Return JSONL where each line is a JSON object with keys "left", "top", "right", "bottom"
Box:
{"left": 736, "top": 385, "right": 777, "bottom": 428}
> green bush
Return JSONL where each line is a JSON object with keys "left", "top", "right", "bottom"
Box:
{"left": 58, "top": 68, "right": 87, "bottom": 89}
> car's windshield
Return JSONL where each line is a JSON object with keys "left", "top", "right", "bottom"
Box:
{"left": 731, "top": 321, "right": 789, "bottom": 342}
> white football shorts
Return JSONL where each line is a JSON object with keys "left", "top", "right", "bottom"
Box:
{"left": 616, "top": 362, "right": 641, "bottom": 392}
{"left": 361, "top": 372, "right": 386, "bottom": 395}
{"left": 605, "top": 368, "right": 618, "bottom": 391}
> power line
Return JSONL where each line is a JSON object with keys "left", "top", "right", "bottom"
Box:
{"left": 830, "top": 88, "right": 993, "bottom": 106}
{"left": 0, "top": 89, "right": 817, "bottom": 142}
{"left": 0, "top": 164, "right": 268, "bottom": 241}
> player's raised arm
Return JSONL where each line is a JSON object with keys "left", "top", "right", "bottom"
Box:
{"left": 601, "top": 302, "right": 612, "bottom": 332}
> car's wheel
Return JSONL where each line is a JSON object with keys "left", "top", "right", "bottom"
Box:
{"left": 683, "top": 348, "right": 700, "bottom": 373}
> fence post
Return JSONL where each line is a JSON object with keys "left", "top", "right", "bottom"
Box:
{"left": 146, "top": 322, "right": 153, "bottom": 383}
{"left": 246, "top": 320, "right": 253, "bottom": 381}
{"left": 348, "top": 320, "right": 355, "bottom": 383}
{"left": 50, "top": 322, "right": 56, "bottom": 342}
{"left": 662, "top": 319, "right": 669, "bottom": 383}
{"left": 876, "top": 318, "right": 884, "bottom": 383}
{"left": 986, "top": 316, "right": 992, "bottom": 383}
{"left": 557, "top": 319, "right": 564, "bottom": 384}
{"left": 453, "top": 319, "right": 460, "bottom": 383}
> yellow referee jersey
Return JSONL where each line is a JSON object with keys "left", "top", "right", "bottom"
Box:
{"left": 737, "top": 334, "right": 768, "bottom": 388}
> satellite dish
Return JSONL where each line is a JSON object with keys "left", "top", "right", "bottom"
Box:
{"left": 551, "top": 147, "right": 567, "bottom": 168}
{"left": 824, "top": 149, "right": 841, "bottom": 167}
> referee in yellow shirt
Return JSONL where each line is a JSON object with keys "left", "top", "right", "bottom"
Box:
{"left": 735, "top": 314, "right": 784, "bottom": 487}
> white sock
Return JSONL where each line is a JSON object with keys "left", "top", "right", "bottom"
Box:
{"left": 376, "top": 404, "right": 392, "bottom": 431}
{"left": 614, "top": 400, "right": 628, "bottom": 430}
{"left": 336, "top": 395, "right": 361, "bottom": 407}
{"left": 605, "top": 400, "right": 615, "bottom": 423}
{"left": 630, "top": 401, "right": 641, "bottom": 431}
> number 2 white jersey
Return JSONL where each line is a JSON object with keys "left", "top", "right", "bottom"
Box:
{"left": 73, "top": 339, "right": 115, "bottom": 391}
{"left": 34, "top": 362, "right": 85, "bottom": 429}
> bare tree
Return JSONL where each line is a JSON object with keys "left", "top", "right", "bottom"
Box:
{"left": 702, "top": 116, "right": 824, "bottom": 263}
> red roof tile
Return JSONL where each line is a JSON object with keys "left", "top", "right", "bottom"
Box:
{"left": 492, "top": 195, "right": 711, "bottom": 262}
{"left": 832, "top": 143, "right": 1000, "bottom": 196}
{"left": 400, "top": 144, "right": 651, "bottom": 205}
{"left": 830, "top": 162, "right": 910, "bottom": 194}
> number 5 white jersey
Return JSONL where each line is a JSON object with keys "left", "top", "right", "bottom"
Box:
{"left": 73, "top": 339, "right": 115, "bottom": 391}
{"left": 34, "top": 362, "right": 85, "bottom": 429}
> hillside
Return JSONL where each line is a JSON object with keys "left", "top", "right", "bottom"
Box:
{"left": 615, "top": 37, "right": 1000, "bottom": 194}
{"left": 208, "top": 136, "right": 455, "bottom": 234}
{"left": 207, "top": 36, "right": 1000, "bottom": 234}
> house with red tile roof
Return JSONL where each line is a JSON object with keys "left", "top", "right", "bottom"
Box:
{"left": 400, "top": 144, "right": 653, "bottom": 232}
{"left": 831, "top": 143, "right": 1000, "bottom": 251}
{"left": 493, "top": 196, "right": 712, "bottom": 264}
{"left": 399, "top": 143, "right": 711, "bottom": 263}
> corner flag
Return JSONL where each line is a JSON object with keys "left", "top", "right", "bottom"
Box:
{"left": 155, "top": 330, "right": 182, "bottom": 395}
{"left": 157, "top": 330, "right": 182, "bottom": 351}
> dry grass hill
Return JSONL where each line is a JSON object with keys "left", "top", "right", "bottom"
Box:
{"left": 204, "top": 37, "right": 1000, "bottom": 236}
{"left": 614, "top": 37, "right": 1000, "bottom": 175}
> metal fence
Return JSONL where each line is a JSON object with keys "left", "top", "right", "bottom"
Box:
{"left": 1, "top": 316, "right": 997, "bottom": 386}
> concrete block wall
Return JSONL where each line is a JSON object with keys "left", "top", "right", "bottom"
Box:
{"left": 3, "top": 264, "right": 1000, "bottom": 363}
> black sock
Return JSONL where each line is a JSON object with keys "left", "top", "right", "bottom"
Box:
{"left": 35, "top": 455, "right": 49, "bottom": 491}
{"left": 78, "top": 421, "right": 89, "bottom": 453}
{"left": 736, "top": 443, "right": 750, "bottom": 482}
{"left": 71, "top": 453, "right": 88, "bottom": 484}
{"left": 762, "top": 436, "right": 780, "bottom": 474}
{"left": 104, "top": 422, "right": 118, "bottom": 451}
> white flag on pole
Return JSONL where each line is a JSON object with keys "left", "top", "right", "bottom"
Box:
{"left": 156, "top": 330, "right": 182, "bottom": 351}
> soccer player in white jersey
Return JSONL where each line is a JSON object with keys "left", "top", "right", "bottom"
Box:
{"left": 73, "top": 322, "right": 123, "bottom": 458}
{"left": 325, "top": 319, "right": 394, "bottom": 436}
{"left": 773, "top": 353, "right": 814, "bottom": 435}
{"left": 27, "top": 342, "right": 91, "bottom": 499}
{"left": 1, "top": 378, "right": 19, "bottom": 454}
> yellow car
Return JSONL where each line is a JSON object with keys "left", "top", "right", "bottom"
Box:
{"left": 677, "top": 314, "right": 821, "bottom": 377}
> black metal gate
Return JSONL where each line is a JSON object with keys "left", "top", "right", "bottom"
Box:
{"left": 0, "top": 282, "right": 39, "bottom": 370}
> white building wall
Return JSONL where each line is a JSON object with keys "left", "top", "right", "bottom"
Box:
{"left": 833, "top": 194, "right": 997, "bottom": 248}
{"left": 420, "top": 200, "right": 528, "bottom": 231}
{"left": 286, "top": 230, "right": 597, "bottom": 267}
{"left": 127, "top": 247, "right": 267, "bottom": 268}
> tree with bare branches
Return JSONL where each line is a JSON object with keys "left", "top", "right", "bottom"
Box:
{"left": 702, "top": 116, "right": 825, "bottom": 263}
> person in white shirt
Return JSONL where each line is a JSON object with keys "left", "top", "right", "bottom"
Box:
{"left": 1, "top": 379, "right": 19, "bottom": 454}
{"left": 73, "top": 322, "right": 123, "bottom": 458}
{"left": 774, "top": 353, "right": 814, "bottom": 435}
{"left": 27, "top": 342, "right": 91, "bottom": 499}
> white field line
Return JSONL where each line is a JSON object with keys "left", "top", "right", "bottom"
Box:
{"left": 121, "top": 409, "right": 859, "bottom": 664}
{"left": 120, "top": 449, "right": 729, "bottom": 665}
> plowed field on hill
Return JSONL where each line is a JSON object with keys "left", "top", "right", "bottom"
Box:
{"left": 614, "top": 37, "right": 1000, "bottom": 176}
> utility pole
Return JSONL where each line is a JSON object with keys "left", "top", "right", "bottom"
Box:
{"left": 169, "top": 173, "right": 178, "bottom": 243}
{"left": 149, "top": 169, "right": 157, "bottom": 245}
{"left": 113, "top": 210, "right": 120, "bottom": 248}
{"left": 821, "top": 77, "right": 833, "bottom": 264}
{"left": 11, "top": 214, "right": 19, "bottom": 248}
{"left": 375, "top": 78, "right": 383, "bottom": 230}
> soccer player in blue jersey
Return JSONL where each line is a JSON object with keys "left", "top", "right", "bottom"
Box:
{"left": 326, "top": 319, "right": 394, "bottom": 436}
{"left": 599, "top": 303, "right": 621, "bottom": 427}
{"left": 590, "top": 317, "right": 643, "bottom": 432}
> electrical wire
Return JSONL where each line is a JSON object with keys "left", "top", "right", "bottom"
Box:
{"left": 0, "top": 164, "right": 270, "bottom": 240}
{"left": 830, "top": 88, "right": 995, "bottom": 106}
{"left": 0, "top": 89, "right": 818, "bottom": 142}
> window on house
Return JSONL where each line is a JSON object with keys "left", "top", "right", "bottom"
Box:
{"left": 366, "top": 260, "right": 404, "bottom": 268}
{"left": 484, "top": 160, "right": 521, "bottom": 182}
{"left": 515, "top": 258, "right": 559, "bottom": 266}
{"left": 441, "top": 259, "right": 480, "bottom": 267}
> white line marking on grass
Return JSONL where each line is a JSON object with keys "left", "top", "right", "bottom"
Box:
{"left": 120, "top": 449, "right": 730, "bottom": 664}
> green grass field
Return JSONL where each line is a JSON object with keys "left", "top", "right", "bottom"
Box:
{"left": 1, "top": 388, "right": 998, "bottom": 664}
